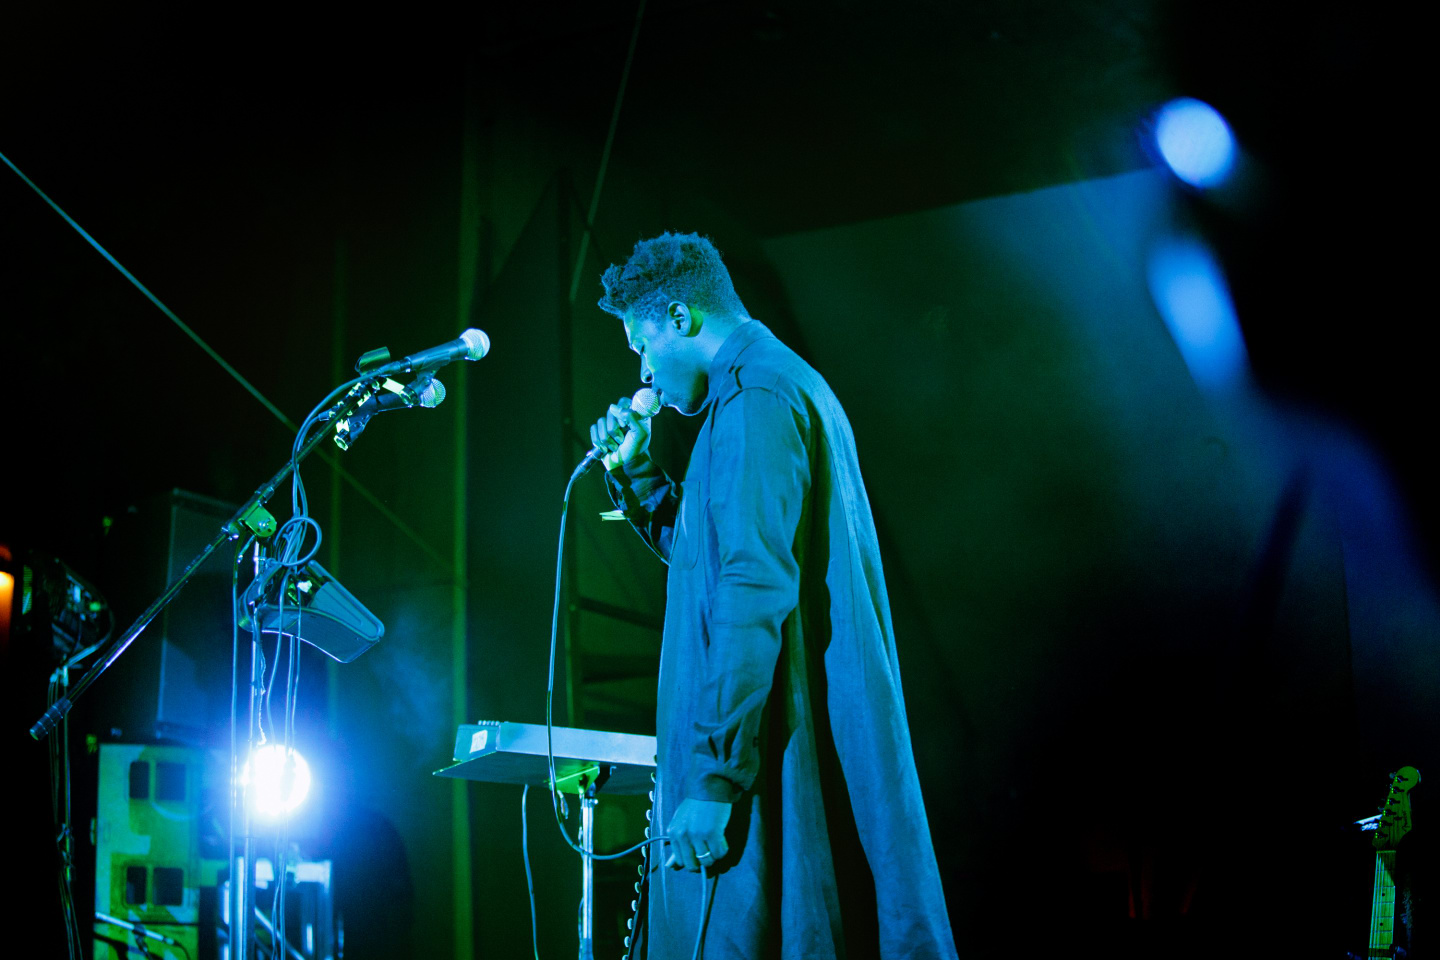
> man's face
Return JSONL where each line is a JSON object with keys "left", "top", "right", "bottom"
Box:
{"left": 623, "top": 307, "right": 707, "bottom": 415}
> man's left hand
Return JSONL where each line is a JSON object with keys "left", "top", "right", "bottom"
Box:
{"left": 663, "top": 798, "right": 731, "bottom": 872}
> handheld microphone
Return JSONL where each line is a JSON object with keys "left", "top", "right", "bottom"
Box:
{"left": 575, "top": 389, "right": 661, "bottom": 476}
{"left": 372, "top": 328, "right": 489, "bottom": 377}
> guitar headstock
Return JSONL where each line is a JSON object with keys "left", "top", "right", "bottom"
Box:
{"left": 1373, "top": 765, "right": 1421, "bottom": 851}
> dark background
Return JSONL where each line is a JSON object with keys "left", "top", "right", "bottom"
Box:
{"left": 2, "top": 2, "right": 1433, "bottom": 956}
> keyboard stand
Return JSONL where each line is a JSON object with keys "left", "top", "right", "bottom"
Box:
{"left": 435, "top": 721, "right": 657, "bottom": 960}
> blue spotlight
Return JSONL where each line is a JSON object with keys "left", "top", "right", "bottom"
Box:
{"left": 1155, "top": 98, "right": 1235, "bottom": 188}
{"left": 243, "top": 744, "right": 313, "bottom": 818}
{"left": 1147, "top": 237, "right": 1248, "bottom": 390}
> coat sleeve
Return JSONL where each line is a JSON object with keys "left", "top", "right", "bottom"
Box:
{"left": 687, "top": 386, "right": 811, "bottom": 803}
{"left": 604, "top": 454, "right": 680, "bottom": 563}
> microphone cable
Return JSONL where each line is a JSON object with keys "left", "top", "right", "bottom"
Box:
{"left": 545, "top": 467, "right": 665, "bottom": 862}
{"left": 222, "top": 375, "right": 352, "bottom": 960}
{"left": 545, "top": 460, "right": 716, "bottom": 960}
{"left": 521, "top": 784, "right": 540, "bottom": 960}
{"left": 220, "top": 369, "right": 366, "bottom": 960}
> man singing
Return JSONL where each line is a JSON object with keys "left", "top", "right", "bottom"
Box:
{"left": 590, "top": 232, "right": 955, "bottom": 959}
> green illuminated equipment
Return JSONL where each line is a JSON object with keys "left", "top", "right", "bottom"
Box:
{"left": 93, "top": 742, "right": 225, "bottom": 960}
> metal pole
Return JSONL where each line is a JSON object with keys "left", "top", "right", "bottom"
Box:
{"left": 452, "top": 57, "right": 482, "bottom": 960}
{"left": 232, "top": 544, "right": 265, "bottom": 960}
{"left": 579, "top": 789, "right": 597, "bottom": 960}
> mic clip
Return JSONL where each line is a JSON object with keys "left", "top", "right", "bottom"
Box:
{"left": 331, "top": 377, "right": 407, "bottom": 451}
{"left": 330, "top": 374, "right": 443, "bottom": 451}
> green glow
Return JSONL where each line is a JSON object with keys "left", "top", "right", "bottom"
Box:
{"left": 549, "top": 762, "right": 601, "bottom": 794}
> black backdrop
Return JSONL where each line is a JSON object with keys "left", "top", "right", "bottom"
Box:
{"left": 3, "top": 4, "right": 1434, "bottom": 957}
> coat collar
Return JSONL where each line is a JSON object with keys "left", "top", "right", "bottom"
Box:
{"left": 703, "top": 320, "right": 775, "bottom": 410}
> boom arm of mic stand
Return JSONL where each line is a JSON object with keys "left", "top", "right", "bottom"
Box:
{"left": 26, "top": 382, "right": 377, "bottom": 741}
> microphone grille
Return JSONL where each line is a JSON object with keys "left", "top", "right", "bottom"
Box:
{"left": 460, "top": 328, "right": 490, "bottom": 360}
{"left": 418, "top": 378, "right": 446, "bottom": 408}
{"left": 631, "top": 388, "right": 661, "bottom": 418}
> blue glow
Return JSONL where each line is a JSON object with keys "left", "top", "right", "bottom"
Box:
{"left": 1155, "top": 98, "right": 1235, "bottom": 187}
{"left": 243, "top": 745, "right": 312, "bottom": 817}
{"left": 1147, "top": 238, "right": 1248, "bottom": 390}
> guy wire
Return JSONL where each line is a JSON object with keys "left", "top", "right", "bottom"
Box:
{"left": 0, "top": 148, "right": 451, "bottom": 572}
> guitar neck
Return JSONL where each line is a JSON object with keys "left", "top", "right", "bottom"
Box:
{"left": 1368, "top": 850, "right": 1397, "bottom": 954}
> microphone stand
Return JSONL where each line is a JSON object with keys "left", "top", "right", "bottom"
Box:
{"left": 28, "top": 379, "right": 383, "bottom": 742}
{"left": 25, "top": 372, "right": 389, "bottom": 960}
{"left": 27, "top": 376, "right": 380, "bottom": 740}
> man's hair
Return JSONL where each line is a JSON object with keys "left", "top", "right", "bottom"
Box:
{"left": 597, "top": 231, "right": 746, "bottom": 324}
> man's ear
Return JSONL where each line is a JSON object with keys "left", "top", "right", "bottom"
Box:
{"left": 668, "top": 301, "right": 697, "bottom": 336}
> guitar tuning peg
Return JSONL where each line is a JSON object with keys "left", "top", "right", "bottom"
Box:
{"left": 634, "top": 881, "right": 641, "bottom": 893}
{"left": 645, "top": 810, "right": 652, "bottom": 822}
{"left": 627, "top": 918, "right": 634, "bottom": 930}
{"left": 624, "top": 936, "right": 631, "bottom": 949}
{"left": 638, "top": 863, "right": 645, "bottom": 876}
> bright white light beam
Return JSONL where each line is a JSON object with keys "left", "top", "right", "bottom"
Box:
{"left": 243, "top": 744, "right": 312, "bottom": 817}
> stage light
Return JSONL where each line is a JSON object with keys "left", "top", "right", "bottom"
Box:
{"left": 243, "top": 744, "right": 312, "bottom": 817}
{"left": 0, "top": 570, "right": 13, "bottom": 646}
{"left": 1147, "top": 237, "right": 1248, "bottom": 390}
{"left": 1155, "top": 98, "right": 1235, "bottom": 188}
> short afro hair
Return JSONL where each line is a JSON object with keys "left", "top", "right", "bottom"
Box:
{"left": 597, "top": 231, "right": 747, "bottom": 324}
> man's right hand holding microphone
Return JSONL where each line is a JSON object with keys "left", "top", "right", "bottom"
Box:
{"left": 588, "top": 390, "right": 659, "bottom": 472}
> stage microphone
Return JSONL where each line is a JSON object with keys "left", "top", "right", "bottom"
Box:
{"left": 361, "top": 375, "right": 446, "bottom": 414}
{"left": 575, "top": 388, "right": 661, "bottom": 476}
{"left": 372, "top": 328, "right": 489, "bottom": 377}
{"left": 324, "top": 375, "right": 445, "bottom": 422}
{"left": 332, "top": 375, "right": 446, "bottom": 450}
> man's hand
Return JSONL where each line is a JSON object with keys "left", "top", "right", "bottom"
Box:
{"left": 589, "top": 395, "right": 651, "bottom": 471}
{"left": 663, "top": 798, "right": 731, "bottom": 872}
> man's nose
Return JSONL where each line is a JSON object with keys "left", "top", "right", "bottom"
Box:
{"left": 640, "top": 358, "right": 652, "bottom": 383}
